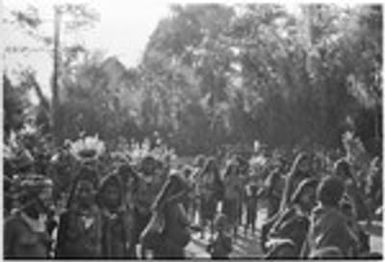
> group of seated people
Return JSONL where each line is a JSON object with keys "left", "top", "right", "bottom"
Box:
{"left": 260, "top": 155, "right": 381, "bottom": 259}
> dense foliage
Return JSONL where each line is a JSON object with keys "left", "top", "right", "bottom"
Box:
{"left": 3, "top": 4, "right": 382, "bottom": 156}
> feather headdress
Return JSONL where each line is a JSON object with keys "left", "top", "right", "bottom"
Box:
{"left": 69, "top": 135, "right": 106, "bottom": 163}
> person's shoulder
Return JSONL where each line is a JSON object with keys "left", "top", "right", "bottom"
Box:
{"left": 5, "top": 213, "right": 22, "bottom": 226}
{"left": 59, "top": 209, "right": 73, "bottom": 220}
{"left": 311, "top": 205, "right": 348, "bottom": 225}
{"left": 326, "top": 206, "right": 346, "bottom": 219}
{"left": 4, "top": 213, "right": 28, "bottom": 233}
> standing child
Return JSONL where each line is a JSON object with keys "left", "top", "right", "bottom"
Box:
{"left": 206, "top": 213, "right": 233, "bottom": 259}
{"left": 244, "top": 178, "right": 259, "bottom": 235}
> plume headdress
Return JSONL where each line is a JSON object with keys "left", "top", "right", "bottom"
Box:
{"left": 69, "top": 135, "right": 106, "bottom": 164}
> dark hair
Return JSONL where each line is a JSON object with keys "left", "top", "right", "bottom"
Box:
{"left": 183, "top": 165, "right": 193, "bottom": 177}
{"left": 67, "top": 169, "right": 98, "bottom": 209}
{"left": 201, "top": 157, "right": 220, "bottom": 179}
{"left": 152, "top": 173, "right": 186, "bottom": 211}
{"left": 194, "top": 155, "right": 205, "bottom": 166}
{"left": 235, "top": 155, "right": 249, "bottom": 171}
{"left": 290, "top": 178, "right": 318, "bottom": 204}
{"left": 265, "top": 169, "right": 281, "bottom": 189}
{"left": 116, "top": 164, "right": 138, "bottom": 184}
{"left": 140, "top": 155, "right": 162, "bottom": 174}
{"left": 289, "top": 153, "right": 311, "bottom": 176}
{"left": 96, "top": 174, "right": 123, "bottom": 207}
{"left": 77, "top": 165, "right": 99, "bottom": 187}
{"left": 334, "top": 159, "right": 353, "bottom": 179}
{"left": 223, "top": 161, "right": 239, "bottom": 179}
{"left": 316, "top": 176, "right": 345, "bottom": 206}
{"left": 214, "top": 213, "right": 229, "bottom": 230}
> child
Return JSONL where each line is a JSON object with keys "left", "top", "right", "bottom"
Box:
{"left": 206, "top": 213, "right": 233, "bottom": 259}
{"left": 245, "top": 181, "right": 258, "bottom": 235}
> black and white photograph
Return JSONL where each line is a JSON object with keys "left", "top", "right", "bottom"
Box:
{"left": 2, "top": 0, "right": 383, "bottom": 259}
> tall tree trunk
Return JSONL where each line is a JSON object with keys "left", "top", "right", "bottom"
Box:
{"left": 52, "top": 6, "right": 61, "bottom": 144}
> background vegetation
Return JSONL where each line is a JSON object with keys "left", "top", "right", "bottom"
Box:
{"left": 3, "top": 4, "right": 382, "bottom": 156}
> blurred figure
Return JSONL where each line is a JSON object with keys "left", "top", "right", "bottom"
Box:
{"left": 141, "top": 172, "right": 191, "bottom": 258}
{"left": 222, "top": 161, "right": 243, "bottom": 238}
{"left": 301, "top": 176, "right": 359, "bottom": 258}
{"left": 260, "top": 169, "right": 285, "bottom": 252}
{"left": 130, "top": 156, "right": 166, "bottom": 257}
{"left": 4, "top": 175, "right": 15, "bottom": 217}
{"left": 115, "top": 163, "right": 138, "bottom": 211}
{"left": 97, "top": 174, "right": 134, "bottom": 258}
{"left": 234, "top": 155, "right": 249, "bottom": 225}
{"left": 334, "top": 159, "right": 372, "bottom": 224}
{"left": 4, "top": 175, "right": 54, "bottom": 258}
{"left": 279, "top": 153, "right": 312, "bottom": 212}
{"left": 56, "top": 168, "right": 102, "bottom": 258}
{"left": 196, "top": 157, "right": 224, "bottom": 239}
{"left": 265, "top": 178, "right": 318, "bottom": 258}
{"left": 206, "top": 213, "right": 233, "bottom": 259}
{"left": 244, "top": 176, "right": 259, "bottom": 235}
{"left": 263, "top": 168, "right": 284, "bottom": 218}
{"left": 182, "top": 165, "right": 196, "bottom": 222}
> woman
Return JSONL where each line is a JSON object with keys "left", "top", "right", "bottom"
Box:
{"left": 222, "top": 161, "right": 242, "bottom": 238}
{"left": 259, "top": 167, "right": 286, "bottom": 252}
{"left": 263, "top": 168, "right": 284, "bottom": 218}
{"left": 141, "top": 172, "right": 191, "bottom": 258}
{"left": 56, "top": 167, "right": 102, "bottom": 258}
{"left": 115, "top": 163, "right": 139, "bottom": 211}
{"left": 182, "top": 165, "right": 197, "bottom": 222}
{"left": 334, "top": 159, "right": 372, "bottom": 255}
{"left": 334, "top": 159, "right": 371, "bottom": 222}
{"left": 131, "top": 156, "right": 165, "bottom": 257}
{"left": 97, "top": 174, "right": 134, "bottom": 258}
{"left": 197, "top": 157, "right": 224, "bottom": 239}
{"left": 266, "top": 178, "right": 318, "bottom": 258}
{"left": 279, "top": 153, "right": 312, "bottom": 213}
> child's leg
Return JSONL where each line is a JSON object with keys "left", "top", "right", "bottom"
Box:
{"left": 251, "top": 208, "right": 256, "bottom": 233}
{"left": 245, "top": 207, "right": 251, "bottom": 233}
{"left": 251, "top": 200, "right": 258, "bottom": 233}
{"left": 210, "top": 219, "right": 215, "bottom": 238}
{"left": 200, "top": 219, "right": 206, "bottom": 239}
{"left": 199, "top": 199, "right": 206, "bottom": 238}
{"left": 233, "top": 224, "right": 237, "bottom": 239}
{"left": 192, "top": 198, "right": 197, "bottom": 223}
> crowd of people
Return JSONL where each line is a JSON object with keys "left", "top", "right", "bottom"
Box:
{"left": 3, "top": 129, "right": 383, "bottom": 259}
